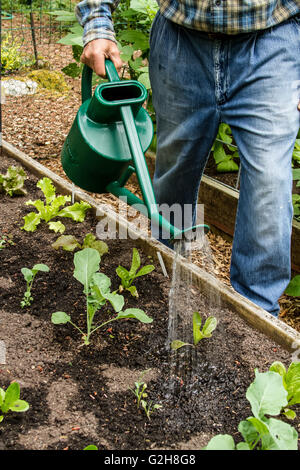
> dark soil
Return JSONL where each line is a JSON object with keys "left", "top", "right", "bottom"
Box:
{"left": 0, "top": 153, "right": 299, "bottom": 452}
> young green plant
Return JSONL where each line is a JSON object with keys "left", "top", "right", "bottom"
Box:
{"left": 0, "top": 382, "right": 29, "bottom": 422}
{"left": 269, "top": 361, "right": 300, "bottom": 420}
{"left": 51, "top": 248, "right": 153, "bottom": 345}
{"left": 129, "top": 369, "right": 162, "bottom": 420}
{"left": 116, "top": 247, "right": 155, "bottom": 298}
{"left": 171, "top": 311, "right": 217, "bottom": 350}
{"left": 22, "top": 177, "right": 91, "bottom": 233}
{"left": 21, "top": 263, "right": 50, "bottom": 308}
{"left": 0, "top": 165, "right": 27, "bottom": 196}
{"left": 203, "top": 366, "right": 299, "bottom": 450}
{"left": 51, "top": 232, "right": 108, "bottom": 256}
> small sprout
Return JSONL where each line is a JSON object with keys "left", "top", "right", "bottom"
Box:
{"left": 171, "top": 311, "right": 217, "bottom": 350}
{"left": 129, "top": 370, "right": 162, "bottom": 420}
{"left": 20, "top": 263, "right": 50, "bottom": 308}
{"left": 116, "top": 248, "right": 155, "bottom": 298}
{"left": 0, "top": 233, "right": 14, "bottom": 250}
{"left": 0, "top": 382, "right": 29, "bottom": 422}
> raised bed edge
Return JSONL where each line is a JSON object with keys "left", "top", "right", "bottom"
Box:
{"left": 1, "top": 139, "right": 300, "bottom": 354}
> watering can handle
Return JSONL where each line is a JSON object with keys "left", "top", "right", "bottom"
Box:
{"left": 81, "top": 60, "right": 120, "bottom": 103}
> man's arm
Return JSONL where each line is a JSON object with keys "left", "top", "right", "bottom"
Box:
{"left": 75, "top": 0, "right": 123, "bottom": 77}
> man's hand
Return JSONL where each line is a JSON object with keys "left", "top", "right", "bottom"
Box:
{"left": 80, "top": 38, "right": 123, "bottom": 78}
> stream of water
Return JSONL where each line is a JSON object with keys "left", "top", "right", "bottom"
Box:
{"left": 166, "top": 233, "right": 221, "bottom": 393}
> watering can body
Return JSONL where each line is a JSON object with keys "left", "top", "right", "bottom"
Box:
{"left": 61, "top": 63, "right": 153, "bottom": 193}
{"left": 61, "top": 60, "right": 209, "bottom": 241}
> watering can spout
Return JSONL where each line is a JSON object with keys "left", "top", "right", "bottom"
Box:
{"left": 61, "top": 60, "right": 209, "bottom": 243}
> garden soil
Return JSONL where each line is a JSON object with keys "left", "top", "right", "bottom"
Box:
{"left": 0, "top": 154, "right": 299, "bottom": 451}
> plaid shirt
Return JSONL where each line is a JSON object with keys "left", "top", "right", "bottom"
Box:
{"left": 75, "top": 0, "right": 300, "bottom": 45}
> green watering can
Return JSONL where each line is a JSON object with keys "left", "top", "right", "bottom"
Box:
{"left": 61, "top": 60, "right": 209, "bottom": 242}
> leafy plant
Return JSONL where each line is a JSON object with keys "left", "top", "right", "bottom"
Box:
{"left": 0, "top": 34, "right": 33, "bottom": 73}
{"left": 129, "top": 369, "right": 150, "bottom": 408}
{"left": 203, "top": 368, "right": 298, "bottom": 450}
{"left": 0, "top": 382, "right": 29, "bottom": 422}
{"left": 22, "top": 177, "right": 91, "bottom": 233}
{"left": 0, "top": 233, "right": 14, "bottom": 250}
{"left": 171, "top": 311, "right": 217, "bottom": 350}
{"left": 129, "top": 369, "right": 162, "bottom": 420}
{"left": 52, "top": 233, "right": 108, "bottom": 256}
{"left": 0, "top": 165, "right": 27, "bottom": 196}
{"left": 269, "top": 361, "right": 300, "bottom": 420}
{"left": 211, "top": 123, "right": 239, "bottom": 173}
{"left": 21, "top": 263, "right": 50, "bottom": 308}
{"left": 285, "top": 275, "right": 300, "bottom": 297}
{"left": 51, "top": 248, "right": 153, "bottom": 345}
{"left": 116, "top": 247, "right": 155, "bottom": 298}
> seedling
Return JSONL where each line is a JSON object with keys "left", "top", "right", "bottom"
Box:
{"left": 0, "top": 165, "right": 27, "bottom": 197}
{"left": 22, "top": 177, "right": 91, "bottom": 233}
{"left": 52, "top": 232, "right": 108, "bottom": 256}
{"left": 269, "top": 361, "right": 300, "bottom": 420}
{"left": 171, "top": 311, "right": 217, "bottom": 350}
{"left": 129, "top": 369, "right": 150, "bottom": 408}
{"left": 203, "top": 366, "right": 299, "bottom": 450}
{"left": 0, "top": 382, "right": 29, "bottom": 422}
{"left": 0, "top": 233, "right": 14, "bottom": 250}
{"left": 129, "top": 370, "right": 162, "bottom": 420}
{"left": 140, "top": 400, "right": 162, "bottom": 421}
{"left": 21, "top": 263, "right": 50, "bottom": 308}
{"left": 51, "top": 248, "right": 153, "bottom": 345}
{"left": 116, "top": 248, "right": 155, "bottom": 297}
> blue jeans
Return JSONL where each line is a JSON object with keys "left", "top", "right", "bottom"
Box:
{"left": 149, "top": 12, "right": 300, "bottom": 316}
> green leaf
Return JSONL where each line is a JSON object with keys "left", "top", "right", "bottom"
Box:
{"left": 217, "top": 158, "right": 239, "bottom": 173}
{"left": 202, "top": 316, "right": 218, "bottom": 337}
{"left": 192, "top": 311, "right": 202, "bottom": 345}
{"left": 292, "top": 168, "right": 300, "bottom": 180}
{"left": 118, "top": 30, "right": 149, "bottom": 51}
{"left": 285, "top": 275, "right": 300, "bottom": 297}
{"left": 21, "top": 267, "right": 33, "bottom": 283}
{"left": 52, "top": 235, "right": 81, "bottom": 252}
{"left": 238, "top": 419, "right": 260, "bottom": 447}
{"left": 138, "top": 72, "right": 151, "bottom": 90}
{"left": 82, "top": 233, "right": 109, "bottom": 256}
{"left": 126, "top": 285, "right": 138, "bottom": 297}
{"left": 286, "top": 362, "right": 300, "bottom": 406}
{"left": 37, "top": 177, "right": 56, "bottom": 204}
{"left": 22, "top": 212, "right": 41, "bottom": 232}
{"left": 203, "top": 434, "right": 236, "bottom": 450}
{"left": 213, "top": 141, "right": 227, "bottom": 164}
{"left": 129, "top": 248, "right": 141, "bottom": 277}
{"left": 170, "top": 340, "right": 190, "bottom": 350}
{"left": 51, "top": 311, "right": 71, "bottom": 324}
{"left": 135, "top": 264, "right": 155, "bottom": 278}
{"left": 84, "top": 445, "right": 98, "bottom": 450}
{"left": 117, "top": 308, "right": 153, "bottom": 323}
{"left": 2, "top": 382, "right": 20, "bottom": 413}
{"left": 48, "top": 221, "right": 66, "bottom": 234}
{"left": 104, "top": 292, "right": 125, "bottom": 313}
{"left": 269, "top": 361, "right": 287, "bottom": 379}
{"left": 32, "top": 263, "right": 50, "bottom": 273}
{"left": 283, "top": 408, "right": 296, "bottom": 420}
{"left": 10, "top": 399, "right": 29, "bottom": 413}
{"left": 246, "top": 370, "right": 288, "bottom": 419}
{"left": 73, "top": 248, "right": 100, "bottom": 294}
{"left": 57, "top": 201, "right": 91, "bottom": 221}
{"left": 261, "top": 417, "right": 298, "bottom": 450}
{"left": 91, "top": 272, "right": 111, "bottom": 295}
{"left": 116, "top": 266, "right": 131, "bottom": 287}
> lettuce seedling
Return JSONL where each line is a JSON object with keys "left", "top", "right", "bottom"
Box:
{"left": 21, "top": 263, "right": 50, "bottom": 308}
{"left": 129, "top": 370, "right": 162, "bottom": 420}
{"left": 52, "top": 233, "right": 108, "bottom": 256}
{"left": 0, "top": 165, "right": 27, "bottom": 197}
{"left": 116, "top": 248, "right": 155, "bottom": 297}
{"left": 51, "top": 248, "right": 153, "bottom": 345}
{"left": 269, "top": 361, "right": 300, "bottom": 419}
{"left": 171, "top": 311, "right": 217, "bottom": 350}
{"left": 22, "top": 177, "right": 91, "bottom": 233}
{"left": 0, "top": 382, "right": 29, "bottom": 422}
{"left": 203, "top": 368, "right": 298, "bottom": 450}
